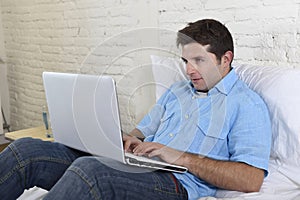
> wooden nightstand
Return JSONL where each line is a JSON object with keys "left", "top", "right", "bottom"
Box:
{"left": 5, "top": 126, "right": 54, "bottom": 142}
{"left": 0, "top": 136, "right": 10, "bottom": 152}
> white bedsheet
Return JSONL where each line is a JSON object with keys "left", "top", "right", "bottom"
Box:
{"left": 18, "top": 187, "right": 48, "bottom": 200}
{"left": 212, "top": 159, "right": 300, "bottom": 200}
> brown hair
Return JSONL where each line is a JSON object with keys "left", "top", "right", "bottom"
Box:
{"left": 177, "top": 19, "right": 234, "bottom": 63}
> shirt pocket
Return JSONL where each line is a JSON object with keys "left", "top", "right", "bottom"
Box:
{"left": 196, "top": 122, "right": 229, "bottom": 156}
{"left": 197, "top": 120, "right": 228, "bottom": 140}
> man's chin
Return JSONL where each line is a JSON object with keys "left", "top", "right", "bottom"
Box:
{"left": 193, "top": 85, "right": 209, "bottom": 92}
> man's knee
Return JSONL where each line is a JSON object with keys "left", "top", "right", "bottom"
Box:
{"left": 10, "top": 137, "right": 42, "bottom": 148}
{"left": 8, "top": 138, "right": 79, "bottom": 164}
{"left": 69, "top": 156, "right": 130, "bottom": 178}
{"left": 8, "top": 138, "right": 45, "bottom": 158}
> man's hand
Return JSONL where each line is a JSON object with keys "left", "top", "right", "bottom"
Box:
{"left": 132, "top": 142, "right": 184, "bottom": 165}
{"left": 123, "top": 128, "right": 144, "bottom": 152}
{"left": 123, "top": 134, "right": 142, "bottom": 153}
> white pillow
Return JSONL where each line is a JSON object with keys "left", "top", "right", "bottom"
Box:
{"left": 150, "top": 55, "right": 300, "bottom": 167}
{"left": 150, "top": 55, "right": 188, "bottom": 100}
{"left": 234, "top": 63, "right": 300, "bottom": 166}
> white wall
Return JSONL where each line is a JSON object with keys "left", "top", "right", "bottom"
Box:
{"left": 1, "top": 0, "right": 300, "bottom": 131}
{"left": 0, "top": 0, "right": 9, "bottom": 134}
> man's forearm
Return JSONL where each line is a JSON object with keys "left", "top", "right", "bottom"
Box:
{"left": 179, "top": 153, "right": 264, "bottom": 192}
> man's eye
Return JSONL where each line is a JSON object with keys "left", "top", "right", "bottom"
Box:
{"left": 195, "top": 58, "right": 204, "bottom": 63}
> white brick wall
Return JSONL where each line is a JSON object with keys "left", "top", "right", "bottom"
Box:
{"left": 1, "top": 0, "right": 300, "bottom": 131}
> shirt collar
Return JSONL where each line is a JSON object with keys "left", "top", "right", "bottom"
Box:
{"left": 210, "top": 69, "right": 238, "bottom": 96}
{"left": 188, "top": 69, "right": 238, "bottom": 96}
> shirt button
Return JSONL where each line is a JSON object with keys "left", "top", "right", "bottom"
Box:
{"left": 185, "top": 114, "right": 189, "bottom": 119}
{"left": 169, "top": 133, "right": 173, "bottom": 137}
{"left": 192, "top": 96, "right": 196, "bottom": 99}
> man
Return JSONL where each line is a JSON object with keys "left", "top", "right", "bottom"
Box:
{"left": 0, "top": 19, "right": 271, "bottom": 200}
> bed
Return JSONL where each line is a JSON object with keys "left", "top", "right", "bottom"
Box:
{"left": 151, "top": 56, "right": 300, "bottom": 200}
{"left": 18, "top": 57, "right": 300, "bottom": 199}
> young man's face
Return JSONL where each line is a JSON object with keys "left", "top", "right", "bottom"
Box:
{"left": 181, "top": 42, "right": 230, "bottom": 92}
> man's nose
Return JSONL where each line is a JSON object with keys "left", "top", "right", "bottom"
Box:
{"left": 186, "top": 62, "right": 196, "bottom": 75}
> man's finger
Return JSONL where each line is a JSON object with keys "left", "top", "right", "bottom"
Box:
{"left": 148, "top": 149, "right": 161, "bottom": 158}
{"left": 123, "top": 141, "right": 132, "bottom": 152}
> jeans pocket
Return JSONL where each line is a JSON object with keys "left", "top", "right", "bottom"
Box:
{"left": 152, "top": 173, "right": 182, "bottom": 195}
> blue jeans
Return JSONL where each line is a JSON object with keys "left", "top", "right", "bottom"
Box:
{"left": 0, "top": 138, "right": 188, "bottom": 200}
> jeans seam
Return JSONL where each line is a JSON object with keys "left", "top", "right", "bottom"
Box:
{"left": 0, "top": 162, "right": 21, "bottom": 184}
{"left": 9, "top": 143, "right": 22, "bottom": 164}
{"left": 8, "top": 144, "right": 26, "bottom": 187}
{"left": 68, "top": 166, "right": 102, "bottom": 200}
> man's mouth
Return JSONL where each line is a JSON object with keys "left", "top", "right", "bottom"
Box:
{"left": 191, "top": 78, "right": 202, "bottom": 82}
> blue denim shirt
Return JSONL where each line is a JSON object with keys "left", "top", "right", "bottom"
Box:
{"left": 137, "top": 69, "right": 272, "bottom": 199}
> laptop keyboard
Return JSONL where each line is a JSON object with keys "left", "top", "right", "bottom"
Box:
{"left": 124, "top": 152, "right": 187, "bottom": 173}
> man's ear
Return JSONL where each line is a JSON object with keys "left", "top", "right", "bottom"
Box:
{"left": 222, "top": 51, "right": 233, "bottom": 66}
{"left": 220, "top": 51, "right": 233, "bottom": 75}
{"left": 221, "top": 51, "right": 233, "bottom": 73}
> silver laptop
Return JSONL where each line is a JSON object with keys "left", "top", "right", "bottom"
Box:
{"left": 43, "top": 72, "right": 187, "bottom": 173}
